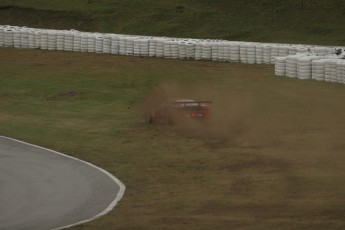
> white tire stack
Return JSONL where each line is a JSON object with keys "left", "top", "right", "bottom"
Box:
{"left": 155, "top": 38, "right": 164, "bottom": 58}
{"left": 297, "top": 56, "right": 312, "bottom": 80}
{"left": 223, "top": 42, "right": 231, "bottom": 62}
{"left": 139, "top": 38, "right": 149, "bottom": 57}
{"left": 163, "top": 40, "right": 172, "bottom": 58}
{"left": 102, "top": 34, "right": 111, "bottom": 54}
{"left": 270, "top": 44, "right": 279, "bottom": 64}
{"left": 87, "top": 33, "right": 96, "bottom": 53}
{"left": 211, "top": 41, "right": 219, "bottom": 61}
{"left": 202, "top": 42, "right": 212, "bottom": 60}
{"left": 149, "top": 38, "right": 157, "bottom": 57}
{"left": 4, "top": 28, "right": 14, "bottom": 47}
{"left": 311, "top": 59, "right": 326, "bottom": 81}
{"left": 217, "top": 42, "right": 224, "bottom": 61}
{"left": 73, "top": 32, "right": 82, "bottom": 52}
{"left": 229, "top": 42, "right": 240, "bottom": 63}
{"left": 297, "top": 56, "right": 321, "bottom": 80}
{"left": 288, "top": 45, "right": 297, "bottom": 55}
{"left": 313, "top": 46, "right": 332, "bottom": 56}
{"left": 168, "top": 39, "right": 179, "bottom": 59}
{"left": 80, "top": 33, "right": 89, "bottom": 52}
{"left": 0, "top": 26, "right": 4, "bottom": 47}
{"left": 246, "top": 43, "right": 256, "bottom": 64}
{"left": 40, "top": 30, "right": 48, "bottom": 50}
{"left": 194, "top": 42, "right": 203, "bottom": 60}
{"left": 340, "top": 61, "right": 345, "bottom": 84}
{"left": 126, "top": 37, "right": 134, "bottom": 56}
{"left": 133, "top": 38, "right": 141, "bottom": 56}
{"left": 186, "top": 42, "right": 195, "bottom": 59}
{"left": 28, "top": 29, "right": 36, "bottom": 49}
{"left": 34, "top": 30, "right": 41, "bottom": 49}
{"left": 47, "top": 30, "right": 57, "bottom": 51}
{"left": 336, "top": 60, "right": 345, "bottom": 84}
{"left": 278, "top": 45, "right": 289, "bottom": 57}
{"left": 110, "top": 35, "right": 120, "bottom": 55}
{"left": 13, "top": 29, "right": 21, "bottom": 48}
{"left": 255, "top": 43, "right": 264, "bottom": 64}
{"left": 20, "top": 28, "right": 29, "bottom": 49}
{"left": 64, "top": 31, "right": 74, "bottom": 51}
{"left": 286, "top": 55, "right": 301, "bottom": 78}
{"left": 170, "top": 41, "right": 179, "bottom": 59}
{"left": 330, "top": 60, "right": 338, "bottom": 83}
{"left": 118, "top": 36, "right": 127, "bottom": 55}
{"left": 240, "top": 42, "right": 247, "bottom": 63}
{"left": 296, "top": 46, "right": 309, "bottom": 54}
{"left": 178, "top": 41, "right": 187, "bottom": 59}
{"left": 324, "top": 59, "right": 334, "bottom": 82}
{"left": 56, "top": 31, "right": 65, "bottom": 51}
{"left": 263, "top": 45, "right": 271, "bottom": 64}
{"left": 95, "top": 35, "right": 103, "bottom": 54}
{"left": 275, "top": 57, "right": 286, "bottom": 76}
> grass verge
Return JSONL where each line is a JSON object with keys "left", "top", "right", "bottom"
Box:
{"left": 1, "top": 48, "right": 345, "bottom": 229}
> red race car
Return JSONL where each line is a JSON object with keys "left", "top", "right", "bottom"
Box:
{"left": 144, "top": 98, "right": 212, "bottom": 124}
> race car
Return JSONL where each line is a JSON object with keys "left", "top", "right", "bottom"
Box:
{"left": 144, "top": 98, "right": 212, "bottom": 124}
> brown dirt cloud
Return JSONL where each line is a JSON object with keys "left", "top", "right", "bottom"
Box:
{"left": 141, "top": 81, "right": 283, "bottom": 148}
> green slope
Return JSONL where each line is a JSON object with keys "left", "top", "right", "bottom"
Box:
{"left": 0, "top": 0, "right": 344, "bottom": 45}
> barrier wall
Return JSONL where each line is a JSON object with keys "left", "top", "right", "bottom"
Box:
{"left": 275, "top": 53, "right": 345, "bottom": 84}
{"left": 1, "top": 25, "right": 344, "bottom": 84}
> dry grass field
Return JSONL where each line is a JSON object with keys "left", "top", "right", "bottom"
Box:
{"left": 1, "top": 48, "right": 345, "bottom": 229}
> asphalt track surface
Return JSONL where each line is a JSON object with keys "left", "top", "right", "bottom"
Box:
{"left": 0, "top": 136, "right": 125, "bottom": 230}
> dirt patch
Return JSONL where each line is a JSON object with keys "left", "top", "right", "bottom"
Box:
{"left": 141, "top": 81, "right": 284, "bottom": 149}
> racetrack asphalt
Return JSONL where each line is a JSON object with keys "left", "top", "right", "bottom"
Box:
{"left": 0, "top": 136, "right": 125, "bottom": 230}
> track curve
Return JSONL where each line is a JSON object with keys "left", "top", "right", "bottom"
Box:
{"left": 0, "top": 136, "right": 125, "bottom": 230}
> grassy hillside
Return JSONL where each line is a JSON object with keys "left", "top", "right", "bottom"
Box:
{"left": 0, "top": 0, "right": 345, "bottom": 45}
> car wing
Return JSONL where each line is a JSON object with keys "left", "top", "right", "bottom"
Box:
{"left": 172, "top": 101, "right": 212, "bottom": 110}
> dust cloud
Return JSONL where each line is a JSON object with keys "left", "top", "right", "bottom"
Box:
{"left": 141, "top": 81, "right": 283, "bottom": 148}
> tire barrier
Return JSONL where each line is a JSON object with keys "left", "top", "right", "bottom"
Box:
{"left": 275, "top": 57, "right": 286, "bottom": 77}
{"left": 297, "top": 56, "right": 322, "bottom": 80}
{"left": 277, "top": 52, "right": 345, "bottom": 84}
{"left": 247, "top": 43, "right": 256, "bottom": 64}
{"left": 336, "top": 61, "right": 345, "bottom": 84}
{"left": 230, "top": 42, "right": 240, "bottom": 63}
{"left": 312, "top": 59, "right": 326, "bottom": 81}
{"left": 0, "top": 25, "right": 311, "bottom": 63}
{"left": 255, "top": 43, "right": 264, "bottom": 64}
{"left": 1, "top": 25, "right": 344, "bottom": 84}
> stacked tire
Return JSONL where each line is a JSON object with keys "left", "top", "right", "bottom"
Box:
{"left": 275, "top": 57, "right": 286, "bottom": 76}
{"left": 2, "top": 25, "right": 345, "bottom": 84}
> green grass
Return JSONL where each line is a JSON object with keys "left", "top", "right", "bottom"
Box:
{"left": 1, "top": 0, "right": 345, "bottom": 45}
{"left": 1, "top": 48, "right": 345, "bottom": 229}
